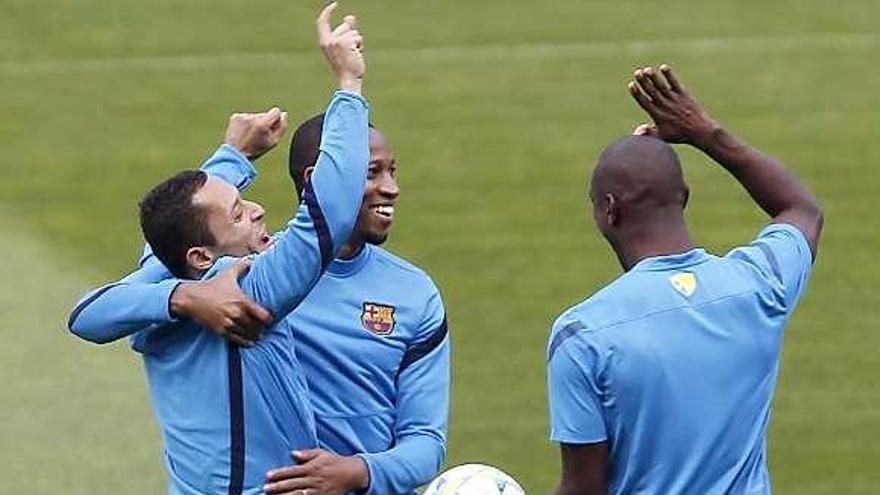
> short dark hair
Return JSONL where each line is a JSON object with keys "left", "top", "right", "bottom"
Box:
{"left": 139, "top": 170, "right": 216, "bottom": 278}
{"left": 288, "top": 113, "right": 375, "bottom": 198}
{"left": 288, "top": 113, "right": 326, "bottom": 198}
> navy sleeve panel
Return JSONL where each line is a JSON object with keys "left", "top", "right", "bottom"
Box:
{"left": 68, "top": 283, "right": 123, "bottom": 333}
{"left": 727, "top": 222, "right": 814, "bottom": 309}
{"left": 398, "top": 317, "right": 448, "bottom": 376}
{"left": 301, "top": 180, "right": 333, "bottom": 268}
{"left": 237, "top": 91, "right": 369, "bottom": 319}
{"left": 67, "top": 261, "right": 179, "bottom": 344}
{"left": 548, "top": 320, "right": 588, "bottom": 362}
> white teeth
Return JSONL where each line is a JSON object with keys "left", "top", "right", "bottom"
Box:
{"left": 374, "top": 205, "right": 394, "bottom": 216}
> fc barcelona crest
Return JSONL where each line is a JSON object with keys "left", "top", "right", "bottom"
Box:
{"left": 361, "top": 302, "right": 396, "bottom": 336}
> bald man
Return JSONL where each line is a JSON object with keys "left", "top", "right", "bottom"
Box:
{"left": 548, "top": 65, "right": 823, "bottom": 495}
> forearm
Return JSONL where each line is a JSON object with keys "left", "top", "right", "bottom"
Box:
{"left": 200, "top": 143, "right": 257, "bottom": 191}
{"left": 696, "top": 127, "right": 819, "bottom": 218}
{"left": 308, "top": 90, "right": 370, "bottom": 255}
{"left": 358, "top": 435, "right": 446, "bottom": 495}
{"left": 360, "top": 332, "right": 450, "bottom": 495}
{"left": 240, "top": 91, "right": 369, "bottom": 315}
{"left": 68, "top": 278, "right": 180, "bottom": 343}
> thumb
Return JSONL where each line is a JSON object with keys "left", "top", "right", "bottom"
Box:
{"left": 632, "top": 123, "right": 658, "bottom": 137}
{"left": 292, "top": 449, "right": 322, "bottom": 462}
{"left": 225, "top": 258, "right": 253, "bottom": 280}
{"left": 343, "top": 14, "right": 357, "bottom": 30}
{"left": 265, "top": 106, "right": 281, "bottom": 123}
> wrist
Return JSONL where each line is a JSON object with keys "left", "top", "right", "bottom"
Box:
{"left": 345, "top": 455, "right": 370, "bottom": 492}
{"left": 222, "top": 142, "right": 254, "bottom": 160}
{"left": 169, "top": 283, "right": 193, "bottom": 318}
{"left": 690, "top": 121, "right": 724, "bottom": 152}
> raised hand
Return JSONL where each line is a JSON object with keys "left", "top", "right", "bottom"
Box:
{"left": 316, "top": 2, "right": 365, "bottom": 93}
{"left": 170, "top": 258, "right": 273, "bottom": 346}
{"left": 223, "top": 107, "right": 289, "bottom": 160}
{"left": 628, "top": 65, "right": 719, "bottom": 147}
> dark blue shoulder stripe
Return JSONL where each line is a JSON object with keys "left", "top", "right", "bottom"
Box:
{"left": 67, "top": 283, "right": 123, "bottom": 330}
{"left": 754, "top": 242, "right": 782, "bottom": 283}
{"left": 226, "top": 343, "right": 245, "bottom": 495}
{"left": 398, "top": 317, "right": 448, "bottom": 376}
{"left": 548, "top": 320, "right": 587, "bottom": 361}
{"left": 302, "top": 181, "right": 333, "bottom": 268}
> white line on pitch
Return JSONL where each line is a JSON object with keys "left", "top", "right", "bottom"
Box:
{"left": 1, "top": 33, "right": 877, "bottom": 76}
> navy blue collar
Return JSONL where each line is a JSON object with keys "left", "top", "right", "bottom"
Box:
{"left": 630, "top": 248, "right": 711, "bottom": 272}
{"left": 326, "top": 244, "right": 372, "bottom": 277}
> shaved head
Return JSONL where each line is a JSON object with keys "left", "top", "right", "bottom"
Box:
{"left": 591, "top": 135, "right": 688, "bottom": 212}
{"left": 589, "top": 135, "right": 692, "bottom": 269}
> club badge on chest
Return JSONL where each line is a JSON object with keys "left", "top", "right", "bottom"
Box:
{"left": 361, "top": 302, "right": 396, "bottom": 336}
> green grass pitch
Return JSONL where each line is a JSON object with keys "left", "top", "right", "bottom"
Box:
{"left": 1, "top": 1, "right": 878, "bottom": 493}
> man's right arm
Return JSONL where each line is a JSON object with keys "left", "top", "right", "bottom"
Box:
{"left": 548, "top": 323, "right": 609, "bottom": 495}
{"left": 629, "top": 64, "right": 824, "bottom": 258}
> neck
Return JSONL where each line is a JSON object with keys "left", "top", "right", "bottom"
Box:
{"left": 337, "top": 237, "right": 365, "bottom": 260}
{"left": 613, "top": 220, "right": 695, "bottom": 271}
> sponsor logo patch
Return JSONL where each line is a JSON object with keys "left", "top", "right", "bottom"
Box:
{"left": 361, "top": 302, "right": 396, "bottom": 336}
{"left": 669, "top": 272, "right": 697, "bottom": 298}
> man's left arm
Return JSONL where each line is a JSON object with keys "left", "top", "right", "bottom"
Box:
{"left": 357, "top": 289, "right": 450, "bottom": 495}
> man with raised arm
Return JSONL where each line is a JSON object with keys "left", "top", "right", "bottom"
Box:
{"left": 67, "top": 117, "right": 449, "bottom": 495}
{"left": 548, "top": 65, "right": 823, "bottom": 495}
{"left": 68, "top": 5, "right": 371, "bottom": 494}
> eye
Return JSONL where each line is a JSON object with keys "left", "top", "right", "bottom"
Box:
{"left": 367, "top": 165, "right": 380, "bottom": 178}
{"left": 389, "top": 166, "right": 397, "bottom": 178}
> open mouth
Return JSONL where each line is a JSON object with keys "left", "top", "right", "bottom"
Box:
{"left": 258, "top": 231, "right": 274, "bottom": 249}
{"left": 372, "top": 205, "right": 395, "bottom": 218}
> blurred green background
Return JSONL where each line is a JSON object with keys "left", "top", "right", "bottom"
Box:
{"left": 1, "top": 1, "right": 878, "bottom": 493}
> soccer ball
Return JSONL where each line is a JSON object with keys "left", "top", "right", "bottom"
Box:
{"left": 423, "top": 464, "right": 525, "bottom": 495}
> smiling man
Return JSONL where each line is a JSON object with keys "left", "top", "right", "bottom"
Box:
{"left": 260, "top": 115, "right": 450, "bottom": 495}
{"left": 68, "top": 5, "right": 372, "bottom": 494}
{"left": 68, "top": 114, "right": 450, "bottom": 495}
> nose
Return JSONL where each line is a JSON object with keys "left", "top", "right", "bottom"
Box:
{"left": 378, "top": 175, "right": 399, "bottom": 199}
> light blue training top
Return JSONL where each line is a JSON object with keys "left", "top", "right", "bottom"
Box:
{"left": 69, "top": 91, "right": 370, "bottom": 495}
{"left": 548, "top": 224, "right": 813, "bottom": 495}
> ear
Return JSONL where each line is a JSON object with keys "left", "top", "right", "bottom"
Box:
{"left": 303, "top": 166, "right": 316, "bottom": 183}
{"left": 604, "top": 193, "right": 620, "bottom": 226}
{"left": 185, "top": 246, "right": 216, "bottom": 276}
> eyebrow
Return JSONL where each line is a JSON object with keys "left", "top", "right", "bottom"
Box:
{"left": 369, "top": 158, "right": 397, "bottom": 166}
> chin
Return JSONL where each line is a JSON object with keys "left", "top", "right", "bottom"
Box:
{"left": 363, "top": 231, "right": 389, "bottom": 246}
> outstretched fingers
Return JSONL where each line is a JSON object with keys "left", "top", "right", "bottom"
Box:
{"left": 646, "top": 66, "right": 674, "bottom": 99}
{"left": 660, "top": 64, "right": 684, "bottom": 93}
{"left": 634, "top": 67, "right": 664, "bottom": 103}
{"left": 316, "top": 1, "right": 338, "bottom": 44}
{"left": 628, "top": 80, "right": 654, "bottom": 113}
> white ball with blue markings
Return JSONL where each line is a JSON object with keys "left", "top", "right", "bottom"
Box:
{"left": 423, "top": 464, "right": 525, "bottom": 495}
